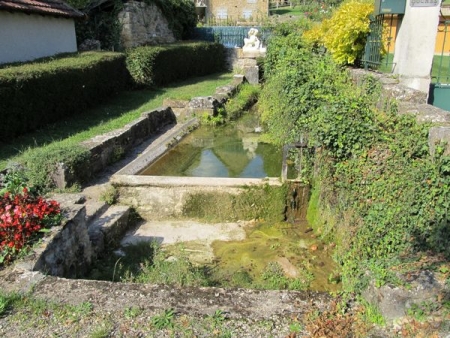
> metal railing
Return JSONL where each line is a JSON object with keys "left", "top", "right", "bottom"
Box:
{"left": 191, "top": 26, "right": 271, "bottom": 48}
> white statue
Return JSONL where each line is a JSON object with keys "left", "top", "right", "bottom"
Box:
{"left": 243, "top": 28, "right": 261, "bottom": 50}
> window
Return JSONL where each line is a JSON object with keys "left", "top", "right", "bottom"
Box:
{"left": 243, "top": 9, "right": 253, "bottom": 19}
{"left": 217, "top": 8, "right": 228, "bottom": 19}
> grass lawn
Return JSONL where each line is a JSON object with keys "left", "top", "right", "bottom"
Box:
{"left": 269, "top": 7, "right": 304, "bottom": 16}
{"left": 0, "top": 72, "right": 233, "bottom": 169}
{"left": 379, "top": 53, "right": 450, "bottom": 83}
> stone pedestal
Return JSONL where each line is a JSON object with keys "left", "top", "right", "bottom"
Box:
{"left": 393, "top": 0, "right": 441, "bottom": 93}
{"left": 228, "top": 47, "right": 266, "bottom": 85}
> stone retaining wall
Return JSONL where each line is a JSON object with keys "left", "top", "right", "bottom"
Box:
{"left": 81, "top": 107, "right": 176, "bottom": 176}
{"left": 51, "top": 75, "right": 244, "bottom": 190}
{"left": 349, "top": 69, "right": 450, "bottom": 156}
{"left": 118, "top": 1, "right": 175, "bottom": 48}
{"left": 112, "top": 175, "right": 282, "bottom": 220}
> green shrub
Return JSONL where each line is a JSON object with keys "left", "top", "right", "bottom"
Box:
{"left": 0, "top": 52, "right": 130, "bottom": 141}
{"left": 304, "top": 0, "right": 374, "bottom": 65}
{"left": 260, "top": 20, "right": 450, "bottom": 294}
{"left": 224, "top": 83, "right": 260, "bottom": 121}
{"left": 148, "top": 0, "right": 196, "bottom": 40}
{"left": 126, "top": 42, "right": 225, "bottom": 87}
{"left": 20, "top": 143, "right": 91, "bottom": 193}
{"left": 261, "top": 22, "right": 374, "bottom": 157}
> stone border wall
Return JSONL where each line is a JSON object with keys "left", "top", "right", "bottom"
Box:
{"left": 349, "top": 69, "right": 450, "bottom": 156}
{"left": 7, "top": 75, "right": 248, "bottom": 277}
{"left": 50, "top": 74, "right": 246, "bottom": 189}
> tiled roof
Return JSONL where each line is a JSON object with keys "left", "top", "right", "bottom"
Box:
{"left": 0, "top": 0, "right": 85, "bottom": 19}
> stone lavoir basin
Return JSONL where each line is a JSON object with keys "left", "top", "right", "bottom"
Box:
{"left": 108, "top": 111, "right": 340, "bottom": 292}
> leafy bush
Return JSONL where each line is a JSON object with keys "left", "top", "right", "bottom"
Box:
{"left": 126, "top": 42, "right": 225, "bottom": 87}
{"left": 304, "top": 0, "right": 374, "bottom": 65}
{"left": 20, "top": 143, "right": 91, "bottom": 193}
{"left": 149, "top": 0, "right": 196, "bottom": 40}
{"left": 75, "top": 6, "right": 123, "bottom": 51}
{"left": 0, "top": 188, "right": 61, "bottom": 265}
{"left": 261, "top": 21, "right": 375, "bottom": 158}
{"left": 224, "top": 83, "right": 260, "bottom": 121}
{"left": 260, "top": 20, "right": 450, "bottom": 294}
{"left": 0, "top": 52, "right": 130, "bottom": 141}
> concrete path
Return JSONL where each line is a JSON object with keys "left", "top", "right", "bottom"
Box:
{"left": 121, "top": 220, "right": 247, "bottom": 263}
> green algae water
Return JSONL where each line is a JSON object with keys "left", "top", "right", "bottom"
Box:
{"left": 140, "top": 113, "right": 291, "bottom": 178}
{"left": 208, "top": 219, "right": 339, "bottom": 292}
{"left": 206, "top": 184, "right": 340, "bottom": 292}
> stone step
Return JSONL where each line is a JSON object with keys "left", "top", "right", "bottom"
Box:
{"left": 84, "top": 200, "right": 109, "bottom": 224}
{"left": 88, "top": 205, "right": 131, "bottom": 255}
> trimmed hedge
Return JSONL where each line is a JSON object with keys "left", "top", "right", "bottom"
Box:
{"left": 126, "top": 42, "right": 225, "bottom": 87}
{"left": 0, "top": 52, "right": 130, "bottom": 141}
{"left": 20, "top": 143, "right": 92, "bottom": 193}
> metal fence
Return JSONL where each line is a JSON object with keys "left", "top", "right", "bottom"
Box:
{"left": 361, "top": 15, "right": 385, "bottom": 69}
{"left": 429, "top": 20, "right": 450, "bottom": 111}
{"left": 191, "top": 26, "right": 271, "bottom": 48}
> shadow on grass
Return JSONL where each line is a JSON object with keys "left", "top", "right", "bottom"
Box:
{"left": 270, "top": 8, "right": 303, "bottom": 16}
{"left": 0, "top": 72, "right": 232, "bottom": 168}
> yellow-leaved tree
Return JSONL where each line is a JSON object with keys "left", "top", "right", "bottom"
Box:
{"left": 304, "top": 0, "right": 374, "bottom": 65}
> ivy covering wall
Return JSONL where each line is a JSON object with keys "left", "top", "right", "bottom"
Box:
{"left": 259, "top": 18, "right": 450, "bottom": 293}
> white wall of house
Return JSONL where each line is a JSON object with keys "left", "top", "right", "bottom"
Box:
{"left": 0, "top": 12, "right": 77, "bottom": 64}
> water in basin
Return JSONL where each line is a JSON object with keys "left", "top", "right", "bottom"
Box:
{"left": 139, "top": 113, "right": 289, "bottom": 178}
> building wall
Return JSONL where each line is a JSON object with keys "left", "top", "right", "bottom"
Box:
{"left": 118, "top": 1, "right": 176, "bottom": 48}
{"left": 206, "top": 0, "right": 269, "bottom": 22}
{"left": 0, "top": 12, "right": 77, "bottom": 64}
{"left": 384, "top": 14, "right": 450, "bottom": 54}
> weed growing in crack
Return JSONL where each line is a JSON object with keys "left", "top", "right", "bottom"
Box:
{"left": 151, "top": 308, "right": 175, "bottom": 330}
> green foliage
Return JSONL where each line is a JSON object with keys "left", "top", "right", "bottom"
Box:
{"left": 304, "top": 0, "right": 374, "bottom": 65}
{"left": 260, "top": 20, "right": 450, "bottom": 294}
{"left": 20, "top": 143, "right": 91, "bottom": 193}
{"left": 223, "top": 84, "right": 260, "bottom": 121}
{"left": 407, "top": 300, "right": 440, "bottom": 322}
{"left": 0, "top": 294, "right": 9, "bottom": 316}
{"left": 289, "top": 322, "right": 303, "bottom": 333}
{"left": 124, "top": 306, "right": 142, "bottom": 319}
{"left": 126, "top": 42, "right": 225, "bottom": 87}
{"left": 200, "top": 84, "right": 260, "bottom": 126}
{"left": 151, "top": 308, "right": 175, "bottom": 330}
{"left": 89, "top": 241, "right": 210, "bottom": 287}
{"left": 200, "top": 108, "right": 227, "bottom": 126}
{"left": 148, "top": 0, "right": 196, "bottom": 40}
{"left": 0, "top": 166, "right": 28, "bottom": 196}
{"left": 70, "top": 0, "right": 123, "bottom": 51}
{"left": 261, "top": 22, "right": 376, "bottom": 158}
{"left": 259, "top": 262, "right": 314, "bottom": 290}
{"left": 182, "top": 185, "right": 287, "bottom": 223}
{"left": 100, "top": 185, "right": 118, "bottom": 205}
{"left": 0, "top": 52, "right": 130, "bottom": 141}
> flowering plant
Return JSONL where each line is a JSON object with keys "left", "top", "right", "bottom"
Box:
{"left": 0, "top": 188, "right": 61, "bottom": 265}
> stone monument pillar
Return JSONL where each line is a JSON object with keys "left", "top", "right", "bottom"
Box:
{"left": 233, "top": 28, "right": 267, "bottom": 84}
{"left": 393, "top": 0, "right": 441, "bottom": 93}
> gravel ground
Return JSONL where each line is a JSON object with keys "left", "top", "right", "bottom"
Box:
{"left": 0, "top": 269, "right": 331, "bottom": 338}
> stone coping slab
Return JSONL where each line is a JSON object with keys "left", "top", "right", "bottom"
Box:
{"left": 0, "top": 271, "right": 331, "bottom": 321}
{"left": 111, "top": 174, "right": 282, "bottom": 188}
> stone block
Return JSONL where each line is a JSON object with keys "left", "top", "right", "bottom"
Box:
{"left": 189, "top": 96, "right": 220, "bottom": 116}
{"left": 33, "top": 205, "right": 93, "bottom": 278}
{"left": 244, "top": 66, "right": 259, "bottom": 85}
{"left": 89, "top": 205, "right": 131, "bottom": 250}
{"left": 233, "top": 74, "right": 245, "bottom": 86}
{"left": 429, "top": 126, "right": 450, "bottom": 156}
{"left": 362, "top": 270, "right": 444, "bottom": 323}
{"left": 234, "top": 58, "right": 258, "bottom": 70}
{"left": 118, "top": 1, "right": 175, "bottom": 48}
{"left": 162, "top": 98, "right": 189, "bottom": 108}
